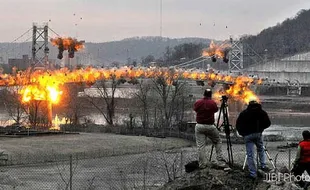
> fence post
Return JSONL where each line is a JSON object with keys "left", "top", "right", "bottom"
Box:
{"left": 180, "top": 150, "right": 183, "bottom": 175}
{"left": 69, "top": 155, "right": 73, "bottom": 190}
{"left": 288, "top": 149, "right": 291, "bottom": 170}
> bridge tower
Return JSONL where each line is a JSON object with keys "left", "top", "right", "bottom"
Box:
{"left": 31, "top": 23, "right": 49, "bottom": 69}
{"left": 229, "top": 37, "right": 243, "bottom": 72}
{"left": 31, "top": 23, "right": 52, "bottom": 128}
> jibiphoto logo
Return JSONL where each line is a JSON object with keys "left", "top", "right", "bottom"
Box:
{"left": 265, "top": 173, "right": 310, "bottom": 182}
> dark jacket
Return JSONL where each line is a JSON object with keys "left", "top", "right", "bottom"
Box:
{"left": 236, "top": 103, "right": 271, "bottom": 136}
{"left": 194, "top": 97, "right": 218, "bottom": 124}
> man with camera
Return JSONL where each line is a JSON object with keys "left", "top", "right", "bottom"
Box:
{"left": 236, "top": 97, "right": 271, "bottom": 179}
{"left": 194, "top": 88, "right": 226, "bottom": 168}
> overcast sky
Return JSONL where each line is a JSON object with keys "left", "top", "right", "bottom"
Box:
{"left": 0, "top": 0, "right": 310, "bottom": 43}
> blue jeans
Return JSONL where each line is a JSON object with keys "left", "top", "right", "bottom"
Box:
{"left": 244, "top": 133, "right": 266, "bottom": 177}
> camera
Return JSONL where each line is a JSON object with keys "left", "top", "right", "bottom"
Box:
{"left": 221, "top": 95, "right": 228, "bottom": 101}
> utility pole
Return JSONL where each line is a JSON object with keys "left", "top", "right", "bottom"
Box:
{"left": 160, "top": 0, "right": 163, "bottom": 37}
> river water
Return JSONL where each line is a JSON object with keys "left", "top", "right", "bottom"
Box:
{"left": 0, "top": 94, "right": 309, "bottom": 141}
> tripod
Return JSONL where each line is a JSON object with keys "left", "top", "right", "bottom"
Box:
{"left": 242, "top": 145, "right": 276, "bottom": 170}
{"left": 209, "top": 95, "right": 234, "bottom": 166}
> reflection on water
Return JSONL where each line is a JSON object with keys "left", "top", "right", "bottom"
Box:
{"left": 263, "top": 125, "right": 305, "bottom": 141}
{"left": 0, "top": 113, "right": 15, "bottom": 126}
{"left": 263, "top": 114, "right": 310, "bottom": 141}
{"left": 82, "top": 113, "right": 132, "bottom": 125}
{"left": 0, "top": 109, "right": 309, "bottom": 140}
{"left": 270, "top": 114, "right": 310, "bottom": 126}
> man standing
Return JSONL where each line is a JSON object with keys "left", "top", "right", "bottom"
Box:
{"left": 194, "top": 88, "right": 226, "bottom": 168}
{"left": 236, "top": 98, "right": 271, "bottom": 179}
{"left": 291, "top": 130, "right": 310, "bottom": 188}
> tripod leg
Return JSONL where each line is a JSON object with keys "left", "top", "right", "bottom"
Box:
{"left": 243, "top": 155, "right": 247, "bottom": 170}
{"left": 209, "top": 145, "right": 214, "bottom": 161}
{"left": 265, "top": 149, "right": 276, "bottom": 169}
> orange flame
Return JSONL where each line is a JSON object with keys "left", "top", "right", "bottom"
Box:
{"left": 0, "top": 67, "right": 262, "bottom": 105}
{"left": 214, "top": 76, "right": 261, "bottom": 104}
{"left": 202, "top": 41, "right": 231, "bottom": 58}
{"left": 50, "top": 37, "right": 84, "bottom": 51}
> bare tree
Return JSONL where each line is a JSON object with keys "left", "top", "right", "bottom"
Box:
{"left": 134, "top": 79, "right": 152, "bottom": 129}
{"left": 62, "top": 83, "right": 86, "bottom": 125}
{"left": 1, "top": 86, "right": 27, "bottom": 124}
{"left": 152, "top": 75, "right": 188, "bottom": 129}
{"left": 86, "top": 75, "right": 125, "bottom": 126}
{"left": 27, "top": 100, "right": 49, "bottom": 129}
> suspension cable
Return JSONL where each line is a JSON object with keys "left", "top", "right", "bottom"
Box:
{"left": 10, "top": 28, "right": 32, "bottom": 43}
{"left": 48, "top": 27, "right": 60, "bottom": 37}
{"left": 179, "top": 58, "right": 210, "bottom": 68}
{"left": 173, "top": 56, "right": 205, "bottom": 67}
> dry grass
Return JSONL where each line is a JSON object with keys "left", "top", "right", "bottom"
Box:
{"left": 0, "top": 133, "right": 195, "bottom": 163}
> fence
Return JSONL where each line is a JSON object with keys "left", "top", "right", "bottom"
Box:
{"left": 0, "top": 139, "right": 299, "bottom": 190}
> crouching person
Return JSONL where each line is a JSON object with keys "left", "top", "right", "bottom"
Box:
{"left": 291, "top": 130, "right": 310, "bottom": 189}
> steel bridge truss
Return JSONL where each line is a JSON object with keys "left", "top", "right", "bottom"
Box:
{"left": 31, "top": 23, "right": 49, "bottom": 69}
{"left": 229, "top": 39, "right": 243, "bottom": 72}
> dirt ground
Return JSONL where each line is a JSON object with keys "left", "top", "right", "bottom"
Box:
{"left": 160, "top": 165, "right": 272, "bottom": 190}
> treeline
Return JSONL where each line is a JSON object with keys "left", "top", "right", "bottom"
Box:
{"left": 242, "top": 9, "right": 310, "bottom": 61}
{"left": 141, "top": 42, "right": 229, "bottom": 70}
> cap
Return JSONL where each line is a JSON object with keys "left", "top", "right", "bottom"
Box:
{"left": 248, "top": 97, "right": 258, "bottom": 104}
{"left": 203, "top": 88, "right": 212, "bottom": 97}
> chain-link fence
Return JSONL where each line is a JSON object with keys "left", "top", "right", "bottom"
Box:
{"left": 0, "top": 137, "right": 298, "bottom": 190}
{"left": 0, "top": 147, "right": 197, "bottom": 190}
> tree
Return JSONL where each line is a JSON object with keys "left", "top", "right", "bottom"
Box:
{"left": 242, "top": 9, "right": 310, "bottom": 62}
{"left": 1, "top": 86, "right": 27, "bottom": 124}
{"left": 152, "top": 73, "right": 189, "bottom": 129}
{"left": 134, "top": 80, "right": 152, "bottom": 129}
{"left": 172, "top": 43, "right": 204, "bottom": 61}
{"left": 61, "top": 83, "right": 85, "bottom": 125}
{"left": 163, "top": 46, "right": 173, "bottom": 65}
{"left": 27, "top": 100, "right": 49, "bottom": 129}
{"left": 86, "top": 75, "right": 125, "bottom": 126}
{"left": 141, "top": 55, "right": 155, "bottom": 66}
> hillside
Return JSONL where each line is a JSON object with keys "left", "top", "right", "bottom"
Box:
{"left": 242, "top": 9, "right": 310, "bottom": 62}
{"left": 0, "top": 37, "right": 212, "bottom": 65}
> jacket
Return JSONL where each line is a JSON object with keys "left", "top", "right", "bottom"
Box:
{"left": 236, "top": 103, "right": 271, "bottom": 137}
{"left": 194, "top": 97, "right": 218, "bottom": 124}
{"left": 298, "top": 140, "right": 310, "bottom": 163}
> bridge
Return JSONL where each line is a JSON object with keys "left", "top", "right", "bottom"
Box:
{"left": 0, "top": 24, "right": 309, "bottom": 96}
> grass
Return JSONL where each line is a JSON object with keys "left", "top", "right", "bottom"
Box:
{"left": 0, "top": 132, "right": 195, "bottom": 165}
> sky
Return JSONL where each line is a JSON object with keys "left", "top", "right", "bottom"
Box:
{"left": 0, "top": 0, "right": 310, "bottom": 43}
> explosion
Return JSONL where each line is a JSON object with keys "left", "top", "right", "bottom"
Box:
{"left": 202, "top": 41, "right": 231, "bottom": 63}
{"left": 50, "top": 37, "right": 84, "bottom": 59}
{"left": 0, "top": 66, "right": 262, "bottom": 129}
{"left": 0, "top": 66, "right": 262, "bottom": 105}
{"left": 214, "top": 75, "right": 261, "bottom": 104}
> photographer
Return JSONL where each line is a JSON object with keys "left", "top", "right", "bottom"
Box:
{"left": 193, "top": 88, "right": 226, "bottom": 168}
{"left": 236, "top": 97, "right": 271, "bottom": 179}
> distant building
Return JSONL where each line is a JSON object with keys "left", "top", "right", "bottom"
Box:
{"left": 0, "top": 57, "right": 4, "bottom": 64}
{"left": 8, "top": 55, "right": 30, "bottom": 71}
{"left": 8, "top": 55, "right": 57, "bottom": 71}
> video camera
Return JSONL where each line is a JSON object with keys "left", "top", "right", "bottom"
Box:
{"left": 221, "top": 95, "right": 228, "bottom": 101}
